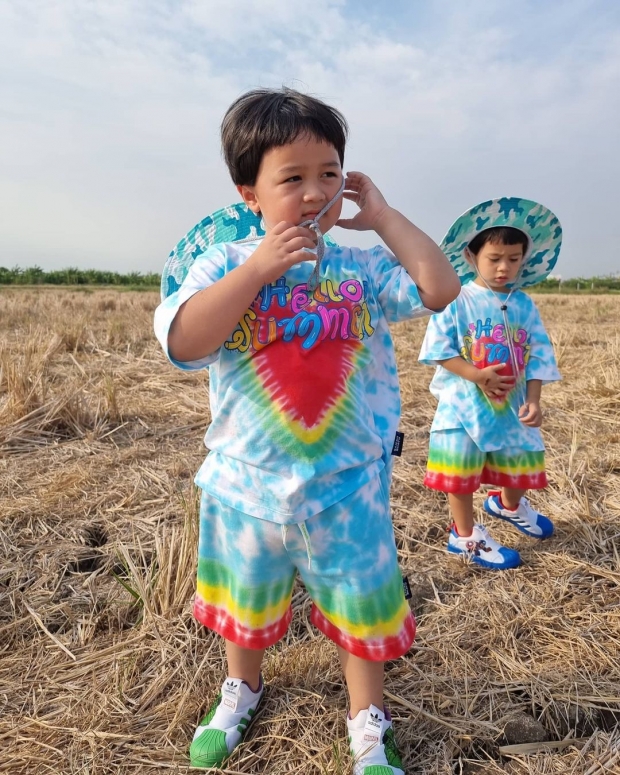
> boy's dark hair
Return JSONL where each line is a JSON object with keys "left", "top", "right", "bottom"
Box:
{"left": 221, "top": 88, "right": 348, "bottom": 186}
{"left": 468, "top": 226, "right": 529, "bottom": 256}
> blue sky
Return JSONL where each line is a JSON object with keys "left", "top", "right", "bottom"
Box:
{"left": 1, "top": 0, "right": 619, "bottom": 278}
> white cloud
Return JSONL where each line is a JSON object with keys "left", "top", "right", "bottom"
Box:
{"left": 1, "top": 0, "right": 618, "bottom": 276}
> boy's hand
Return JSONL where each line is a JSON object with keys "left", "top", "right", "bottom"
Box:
{"left": 246, "top": 222, "right": 317, "bottom": 285}
{"left": 519, "top": 401, "right": 543, "bottom": 427}
{"left": 475, "top": 364, "right": 515, "bottom": 398}
{"left": 336, "top": 172, "right": 391, "bottom": 232}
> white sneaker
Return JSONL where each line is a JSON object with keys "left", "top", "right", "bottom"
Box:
{"left": 347, "top": 704, "right": 404, "bottom": 775}
{"left": 189, "top": 676, "right": 263, "bottom": 768}
{"left": 447, "top": 523, "right": 521, "bottom": 570}
{"left": 484, "top": 492, "right": 554, "bottom": 539}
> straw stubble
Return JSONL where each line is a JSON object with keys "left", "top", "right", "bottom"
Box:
{"left": 1, "top": 289, "right": 619, "bottom": 774}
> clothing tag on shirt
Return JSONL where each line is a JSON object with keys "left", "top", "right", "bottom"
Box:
{"left": 402, "top": 575, "right": 412, "bottom": 600}
{"left": 391, "top": 431, "right": 404, "bottom": 456}
{"left": 363, "top": 704, "right": 384, "bottom": 743}
{"left": 222, "top": 678, "right": 241, "bottom": 711}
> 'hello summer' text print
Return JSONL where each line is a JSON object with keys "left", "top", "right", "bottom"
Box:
{"left": 225, "top": 277, "right": 375, "bottom": 353}
{"left": 461, "top": 317, "right": 531, "bottom": 376}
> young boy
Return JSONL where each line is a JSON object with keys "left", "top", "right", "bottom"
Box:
{"left": 419, "top": 199, "right": 562, "bottom": 569}
{"left": 154, "top": 88, "right": 460, "bottom": 773}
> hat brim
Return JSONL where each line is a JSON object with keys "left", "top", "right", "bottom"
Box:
{"left": 161, "top": 203, "right": 263, "bottom": 300}
{"left": 161, "top": 203, "right": 339, "bottom": 300}
{"left": 440, "top": 197, "right": 562, "bottom": 288}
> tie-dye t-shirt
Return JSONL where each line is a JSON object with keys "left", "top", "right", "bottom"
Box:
{"left": 418, "top": 283, "right": 560, "bottom": 452}
{"left": 155, "top": 242, "right": 432, "bottom": 523}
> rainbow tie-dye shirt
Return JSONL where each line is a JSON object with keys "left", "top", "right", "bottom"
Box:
{"left": 419, "top": 283, "right": 560, "bottom": 452}
{"left": 155, "top": 242, "right": 432, "bottom": 523}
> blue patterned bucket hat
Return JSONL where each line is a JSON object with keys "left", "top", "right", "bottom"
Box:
{"left": 440, "top": 197, "right": 562, "bottom": 288}
{"left": 161, "top": 202, "right": 338, "bottom": 300}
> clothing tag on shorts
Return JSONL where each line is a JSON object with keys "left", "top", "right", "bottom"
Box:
{"left": 391, "top": 431, "right": 404, "bottom": 456}
{"left": 222, "top": 678, "right": 241, "bottom": 711}
{"left": 402, "top": 576, "right": 412, "bottom": 600}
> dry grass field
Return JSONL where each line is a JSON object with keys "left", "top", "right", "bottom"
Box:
{"left": 1, "top": 288, "right": 619, "bottom": 775}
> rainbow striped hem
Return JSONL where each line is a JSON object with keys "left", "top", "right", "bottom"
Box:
{"left": 311, "top": 607, "right": 416, "bottom": 661}
{"left": 194, "top": 597, "right": 293, "bottom": 650}
{"left": 425, "top": 429, "right": 547, "bottom": 494}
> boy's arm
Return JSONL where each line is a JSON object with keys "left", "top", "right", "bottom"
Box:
{"left": 517, "top": 301, "right": 557, "bottom": 427}
{"left": 519, "top": 379, "right": 543, "bottom": 427}
{"left": 337, "top": 172, "right": 460, "bottom": 310}
{"left": 168, "top": 222, "right": 317, "bottom": 362}
{"left": 443, "top": 358, "right": 544, "bottom": 425}
{"left": 439, "top": 356, "right": 516, "bottom": 399}
{"left": 373, "top": 209, "right": 460, "bottom": 311}
{"left": 168, "top": 261, "right": 264, "bottom": 362}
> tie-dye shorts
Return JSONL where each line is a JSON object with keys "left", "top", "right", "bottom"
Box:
{"left": 194, "top": 469, "right": 416, "bottom": 661}
{"left": 424, "top": 428, "right": 547, "bottom": 494}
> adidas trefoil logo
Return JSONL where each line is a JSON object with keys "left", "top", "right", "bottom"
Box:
{"left": 223, "top": 679, "right": 240, "bottom": 710}
{"left": 363, "top": 708, "right": 383, "bottom": 742}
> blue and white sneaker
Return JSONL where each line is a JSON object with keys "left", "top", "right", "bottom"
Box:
{"left": 447, "top": 523, "right": 521, "bottom": 570}
{"left": 483, "top": 492, "right": 554, "bottom": 539}
{"left": 189, "top": 676, "right": 263, "bottom": 769}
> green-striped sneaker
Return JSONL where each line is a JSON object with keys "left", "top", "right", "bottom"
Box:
{"left": 347, "top": 704, "right": 405, "bottom": 775}
{"left": 189, "top": 676, "right": 263, "bottom": 769}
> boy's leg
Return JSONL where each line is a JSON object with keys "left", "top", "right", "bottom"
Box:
{"left": 226, "top": 641, "right": 265, "bottom": 692}
{"left": 501, "top": 486, "right": 526, "bottom": 509}
{"left": 338, "top": 646, "right": 384, "bottom": 715}
{"left": 296, "top": 470, "right": 415, "bottom": 662}
{"left": 190, "top": 492, "right": 297, "bottom": 769}
{"left": 190, "top": 655, "right": 265, "bottom": 770}
{"left": 481, "top": 449, "right": 554, "bottom": 539}
{"left": 426, "top": 430, "right": 520, "bottom": 569}
{"left": 290, "top": 472, "right": 411, "bottom": 775}
{"left": 339, "top": 650, "right": 405, "bottom": 775}
{"left": 448, "top": 492, "right": 475, "bottom": 537}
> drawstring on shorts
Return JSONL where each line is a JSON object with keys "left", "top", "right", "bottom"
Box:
{"left": 280, "top": 522, "right": 314, "bottom": 571}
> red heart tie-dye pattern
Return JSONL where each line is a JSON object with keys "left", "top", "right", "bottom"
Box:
{"left": 253, "top": 333, "right": 362, "bottom": 429}
{"left": 249, "top": 293, "right": 364, "bottom": 431}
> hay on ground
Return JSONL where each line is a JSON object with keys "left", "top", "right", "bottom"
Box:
{"left": 1, "top": 289, "right": 619, "bottom": 774}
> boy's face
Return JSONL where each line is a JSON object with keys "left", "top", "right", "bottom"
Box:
{"left": 237, "top": 134, "right": 344, "bottom": 234}
{"left": 467, "top": 240, "right": 526, "bottom": 291}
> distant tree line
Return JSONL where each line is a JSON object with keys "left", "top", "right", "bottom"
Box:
{"left": 539, "top": 275, "right": 620, "bottom": 292}
{"left": 0, "top": 266, "right": 160, "bottom": 286}
{"left": 1, "top": 265, "right": 618, "bottom": 292}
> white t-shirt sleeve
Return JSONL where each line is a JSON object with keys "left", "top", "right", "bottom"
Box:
{"left": 364, "top": 245, "right": 434, "bottom": 323}
{"left": 154, "top": 245, "right": 227, "bottom": 370}
{"left": 418, "top": 302, "right": 461, "bottom": 365}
